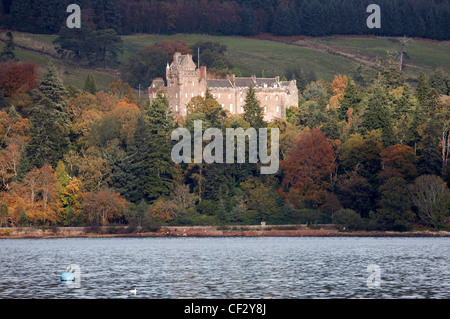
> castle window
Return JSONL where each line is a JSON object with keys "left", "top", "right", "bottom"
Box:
{"left": 175, "top": 105, "right": 178, "bottom": 112}
{"left": 176, "top": 93, "right": 178, "bottom": 98}
{"left": 228, "top": 94, "right": 231, "bottom": 99}
{"left": 221, "top": 103, "right": 224, "bottom": 108}
{"left": 276, "top": 95, "right": 278, "bottom": 101}
{"left": 201, "top": 92, "right": 204, "bottom": 98}
{"left": 230, "top": 104, "right": 233, "bottom": 112}
{"left": 191, "top": 93, "right": 194, "bottom": 98}
{"left": 265, "top": 96, "right": 268, "bottom": 101}
{"left": 240, "top": 106, "right": 244, "bottom": 112}
{"left": 218, "top": 94, "right": 221, "bottom": 98}
{"left": 240, "top": 97, "right": 243, "bottom": 102}
{"left": 185, "top": 93, "right": 188, "bottom": 98}
{"left": 264, "top": 105, "right": 267, "bottom": 112}
{"left": 276, "top": 106, "right": 279, "bottom": 112}
{"left": 192, "top": 81, "right": 195, "bottom": 86}
{"left": 213, "top": 94, "right": 215, "bottom": 98}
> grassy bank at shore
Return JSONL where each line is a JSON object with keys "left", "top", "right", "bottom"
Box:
{"left": 1, "top": 226, "right": 449, "bottom": 239}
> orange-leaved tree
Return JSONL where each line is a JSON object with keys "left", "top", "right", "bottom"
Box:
{"left": 0, "top": 61, "right": 39, "bottom": 98}
{"left": 82, "top": 188, "right": 128, "bottom": 226}
{"left": 281, "top": 128, "right": 336, "bottom": 208}
{"left": 378, "top": 144, "right": 417, "bottom": 183}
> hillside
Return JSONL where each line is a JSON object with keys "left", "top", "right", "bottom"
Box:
{"left": 2, "top": 31, "right": 449, "bottom": 90}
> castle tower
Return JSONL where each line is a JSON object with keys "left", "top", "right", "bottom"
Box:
{"left": 166, "top": 52, "right": 207, "bottom": 117}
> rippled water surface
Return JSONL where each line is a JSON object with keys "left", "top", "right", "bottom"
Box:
{"left": 0, "top": 237, "right": 449, "bottom": 298}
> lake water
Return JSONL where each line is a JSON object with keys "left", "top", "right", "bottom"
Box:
{"left": 0, "top": 237, "right": 448, "bottom": 299}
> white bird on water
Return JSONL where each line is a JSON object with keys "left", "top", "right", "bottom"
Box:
{"left": 129, "top": 288, "right": 137, "bottom": 295}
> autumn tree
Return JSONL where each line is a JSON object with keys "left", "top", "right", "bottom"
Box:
{"left": 378, "top": 144, "right": 417, "bottom": 183}
{"left": 0, "top": 61, "right": 39, "bottom": 98}
{"left": 281, "top": 128, "right": 336, "bottom": 208}
{"left": 328, "top": 75, "right": 348, "bottom": 110}
{"left": 83, "top": 188, "right": 128, "bottom": 226}
{"left": 154, "top": 40, "right": 192, "bottom": 60}
{"left": 108, "top": 80, "right": 137, "bottom": 104}
{"left": 64, "top": 147, "right": 111, "bottom": 192}
{"left": 17, "top": 164, "right": 61, "bottom": 226}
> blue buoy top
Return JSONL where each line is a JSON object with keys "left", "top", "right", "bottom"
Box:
{"left": 60, "top": 272, "right": 75, "bottom": 281}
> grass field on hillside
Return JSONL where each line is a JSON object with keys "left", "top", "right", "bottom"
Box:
{"left": 122, "top": 34, "right": 358, "bottom": 81}
{"left": 2, "top": 32, "right": 449, "bottom": 91}
{"left": 307, "top": 36, "right": 450, "bottom": 75}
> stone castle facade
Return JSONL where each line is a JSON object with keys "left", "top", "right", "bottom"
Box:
{"left": 148, "top": 52, "right": 298, "bottom": 121}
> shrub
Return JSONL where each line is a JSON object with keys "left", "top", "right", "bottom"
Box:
{"left": 332, "top": 209, "right": 363, "bottom": 231}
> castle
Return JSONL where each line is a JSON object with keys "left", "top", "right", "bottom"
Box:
{"left": 148, "top": 52, "right": 298, "bottom": 121}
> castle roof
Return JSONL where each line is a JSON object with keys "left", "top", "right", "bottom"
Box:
{"left": 255, "top": 78, "right": 278, "bottom": 87}
{"left": 207, "top": 79, "right": 233, "bottom": 88}
{"left": 234, "top": 78, "right": 256, "bottom": 87}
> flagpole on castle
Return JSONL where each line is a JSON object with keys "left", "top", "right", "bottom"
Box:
{"left": 198, "top": 47, "right": 200, "bottom": 69}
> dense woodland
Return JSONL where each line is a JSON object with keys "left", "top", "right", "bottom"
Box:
{"left": 1, "top": 0, "right": 449, "bottom": 40}
{"left": 1, "top": 27, "right": 450, "bottom": 232}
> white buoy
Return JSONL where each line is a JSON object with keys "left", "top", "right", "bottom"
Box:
{"left": 129, "top": 288, "right": 137, "bottom": 295}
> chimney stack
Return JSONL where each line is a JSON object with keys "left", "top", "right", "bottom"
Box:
{"left": 200, "top": 66, "right": 207, "bottom": 80}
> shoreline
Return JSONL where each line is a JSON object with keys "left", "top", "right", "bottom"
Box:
{"left": 1, "top": 226, "right": 450, "bottom": 239}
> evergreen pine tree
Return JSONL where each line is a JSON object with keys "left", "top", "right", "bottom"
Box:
{"left": 339, "top": 82, "right": 361, "bottom": 121}
{"left": 26, "top": 97, "right": 70, "bottom": 168}
{"left": 428, "top": 70, "right": 448, "bottom": 95}
{"left": 393, "top": 85, "right": 413, "bottom": 120}
{"left": 373, "top": 177, "right": 413, "bottom": 231}
{"left": 25, "top": 63, "right": 70, "bottom": 169}
{"left": 230, "top": 203, "right": 244, "bottom": 224}
{"left": 123, "top": 114, "right": 152, "bottom": 203}
{"left": 416, "top": 72, "right": 430, "bottom": 109}
{"left": 239, "top": 7, "right": 258, "bottom": 36}
{"left": 216, "top": 198, "right": 228, "bottom": 224}
{"left": 143, "top": 94, "right": 177, "bottom": 202}
{"left": 362, "top": 85, "right": 395, "bottom": 147}
{"left": 10, "top": 0, "right": 31, "bottom": 30}
{"left": 352, "top": 65, "right": 366, "bottom": 87}
{"left": 243, "top": 84, "right": 266, "bottom": 129}
{"left": 417, "top": 118, "right": 443, "bottom": 176}
{"left": 0, "top": 32, "right": 18, "bottom": 62}
{"left": 83, "top": 74, "right": 98, "bottom": 94}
